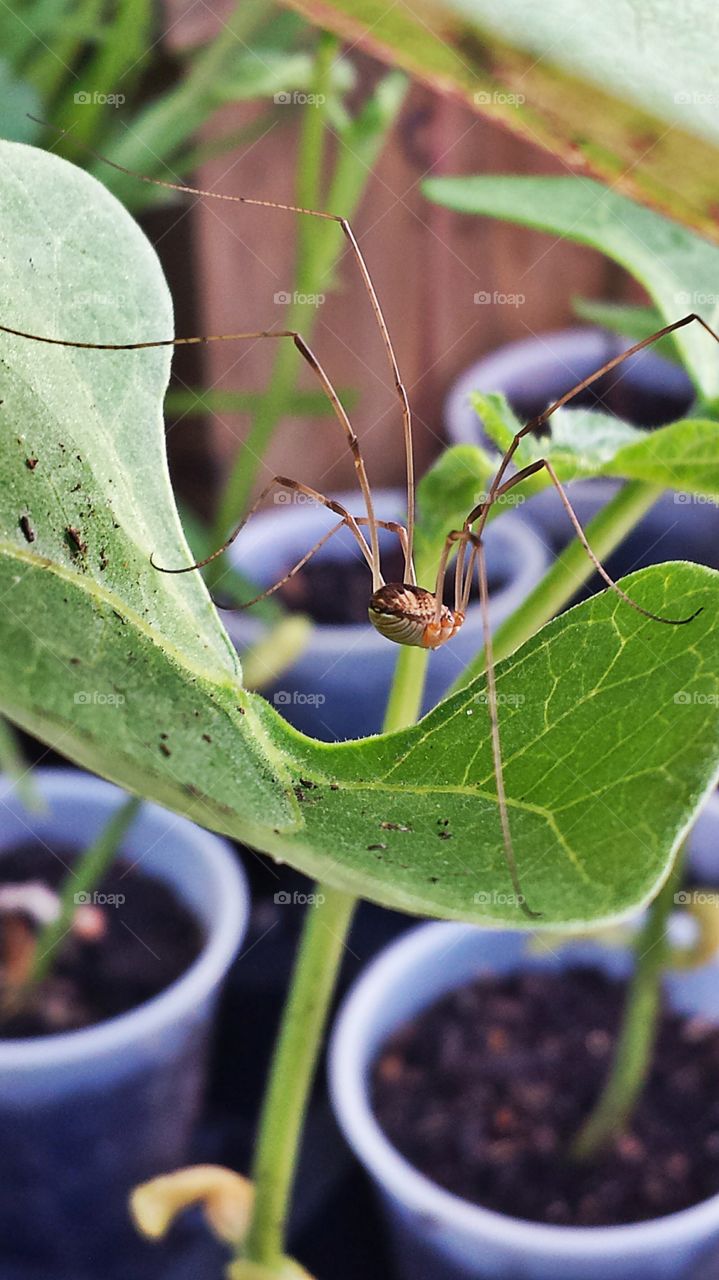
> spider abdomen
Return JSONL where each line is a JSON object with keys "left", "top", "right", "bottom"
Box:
{"left": 368, "top": 584, "right": 463, "bottom": 650}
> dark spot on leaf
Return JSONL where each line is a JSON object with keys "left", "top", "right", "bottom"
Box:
{"left": 438, "top": 831, "right": 453, "bottom": 840}
{"left": 202, "top": 733, "right": 211, "bottom": 743}
{"left": 65, "top": 526, "right": 86, "bottom": 555}
{"left": 69, "top": 657, "right": 81, "bottom": 665}
{"left": 159, "top": 742, "right": 171, "bottom": 758}
{"left": 330, "top": 782, "right": 340, "bottom": 791}
{"left": 368, "top": 843, "right": 387, "bottom": 851}
{"left": 299, "top": 777, "right": 317, "bottom": 790}
{"left": 25, "top": 457, "right": 37, "bottom": 471}
{"left": 236, "top": 706, "right": 245, "bottom": 715}
{"left": 19, "top": 515, "right": 35, "bottom": 543}
{"left": 99, "top": 549, "right": 108, "bottom": 571}
{"left": 380, "top": 821, "right": 413, "bottom": 832}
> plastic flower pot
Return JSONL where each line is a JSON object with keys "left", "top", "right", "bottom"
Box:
{"left": 224, "top": 489, "right": 549, "bottom": 741}
{"left": 329, "top": 796, "right": 719, "bottom": 1280}
{"left": 0, "top": 767, "right": 249, "bottom": 1280}
{"left": 444, "top": 327, "right": 715, "bottom": 576}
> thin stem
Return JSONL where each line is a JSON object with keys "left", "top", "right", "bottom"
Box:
{"left": 0, "top": 717, "right": 44, "bottom": 814}
{"left": 244, "top": 885, "right": 356, "bottom": 1266}
{"left": 28, "top": 796, "right": 141, "bottom": 987}
{"left": 211, "top": 36, "right": 338, "bottom": 547}
{"left": 570, "top": 843, "right": 685, "bottom": 1161}
{"left": 449, "top": 480, "right": 661, "bottom": 695}
{"left": 383, "top": 646, "right": 429, "bottom": 732}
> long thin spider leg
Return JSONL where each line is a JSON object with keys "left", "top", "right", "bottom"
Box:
{"left": 475, "top": 536, "right": 541, "bottom": 921}
{"left": 217, "top": 515, "right": 412, "bottom": 612}
{"left": 540, "top": 458, "right": 701, "bottom": 625}
{"left": 30, "top": 115, "right": 416, "bottom": 577}
{"left": 466, "top": 457, "right": 700, "bottom": 626}
{"left": 0, "top": 321, "right": 383, "bottom": 590}
{"left": 472, "top": 313, "right": 719, "bottom": 542}
{"left": 431, "top": 464, "right": 547, "bottom": 625}
{"left": 151, "top": 476, "right": 377, "bottom": 586}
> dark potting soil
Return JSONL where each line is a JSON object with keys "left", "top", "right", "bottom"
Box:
{"left": 372, "top": 966, "right": 719, "bottom": 1227}
{"left": 279, "top": 543, "right": 504, "bottom": 625}
{"left": 0, "top": 843, "right": 203, "bottom": 1038}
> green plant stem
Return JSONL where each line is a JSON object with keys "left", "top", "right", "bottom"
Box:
{"left": 243, "top": 885, "right": 356, "bottom": 1266}
{"left": 243, "top": 575, "right": 431, "bottom": 1269}
{"left": 28, "top": 795, "right": 141, "bottom": 987}
{"left": 570, "top": 843, "right": 685, "bottom": 1161}
{"left": 211, "top": 35, "right": 338, "bottom": 547}
{"left": 450, "top": 480, "right": 662, "bottom": 694}
{"left": 0, "top": 716, "right": 44, "bottom": 813}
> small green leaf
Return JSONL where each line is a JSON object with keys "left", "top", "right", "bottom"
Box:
{"left": 473, "top": 392, "right": 719, "bottom": 499}
{"left": 423, "top": 176, "right": 719, "bottom": 401}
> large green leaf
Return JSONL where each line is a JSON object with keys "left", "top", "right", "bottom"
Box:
{"left": 423, "top": 175, "right": 719, "bottom": 402}
{"left": 278, "top": 0, "right": 719, "bottom": 244}
{"left": 473, "top": 393, "right": 719, "bottom": 499}
{"left": 2, "top": 142, "right": 719, "bottom": 928}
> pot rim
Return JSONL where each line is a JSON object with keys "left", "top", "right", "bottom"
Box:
{"left": 329, "top": 821, "right": 719, "bottom": 1258}
{"left": 0, "top": 767, "right": 249, "bottom": 1069}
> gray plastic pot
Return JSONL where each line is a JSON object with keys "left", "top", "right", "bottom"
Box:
{"left": 224, "top": 489, "right": 549, "bottom": 741}
{"left": 330, "top": 794, "right": 719, "bottom": 1280}
{"left": 0, "top": 768, "right": 249, "bottom": 1280}
{"left": 444, "top": 326, "right": 716, "bottom": 572}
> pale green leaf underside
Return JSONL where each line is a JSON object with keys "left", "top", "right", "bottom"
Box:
{"left": 474, "top": 393, "right": 719, "bottom": 499}
{"left": 1, "top": 142, "right": 719, "bottom": 929}
{"left": 423, "top": 176, "right": 719, "bottom": 401}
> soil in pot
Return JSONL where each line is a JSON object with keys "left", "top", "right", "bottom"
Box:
{"left": 278, "top": 543, "right": 504, "bottom": 624}
{"left": 372, "top": 966, "right": 719, "bottom": 1227}
{"left": 0, "top": 842, "right": 203, "bottom": 1037}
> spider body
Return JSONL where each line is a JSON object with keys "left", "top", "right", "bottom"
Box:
{"left": 368, "top": 584, "right": 462, "bottom": 650}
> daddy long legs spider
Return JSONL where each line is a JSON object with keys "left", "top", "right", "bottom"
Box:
{"left": 4, "top": 138, "right": 718, "bottom": 918}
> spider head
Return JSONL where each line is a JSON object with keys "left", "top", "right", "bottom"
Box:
{"left": 368, "top": 584, "right": 462, "bottom": 650}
